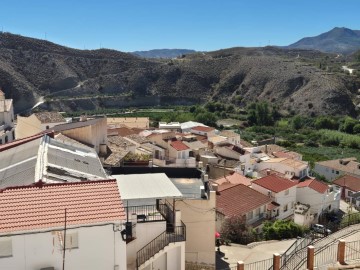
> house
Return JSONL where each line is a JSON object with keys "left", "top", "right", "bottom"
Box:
{"left": 0, "top": 180, "right": 127, "bottom": 270}
{"left": 215, "top": 143, "right": 249, "bottom": 160}
{"left": 169, "top": 176, "right": 216, "bottom": 269}
{"left": 0, "top": 133, "right": 108, "bottom": 189}
{"left": 215, "top": 183, "right": 272, "bottom": 230}
{"left": 211, "top": 171, "right": 252, "bottom": 187}
{"left": 114, "top": 173, "right": 186, "bottom": 270}
{"left": 333, "top": 175, "right": 360, "bottom": 200}
{"left": 16, "top": 111, "right": 67, "bottom": 139}
{"left": 159, "top": 122, "right": 181, "bottom": 132}
{"left": 51, "top": 117, "right": 107, "bottom": 154}
{"left": 190, "top": 126, "right": 216, "bottom": 138}
{"left": 219, "top": 130, "right": 241, "bottom": 145}
{"left": 0, "top": 89, "right": 15, "bottom": 144}
{"left": 180, "top": 121, "right": 207, "bottom": 133}
{"left": 252, "top": 175, "right": 298, "bottom": 220}
{"left": 296, "top": 179, "right": 341, "bottom": 226}
{"left": 314, "top": 158, "right": 360, "bottom": 181}
{"left": 169, "top": 140, "right": 196, "bottom": 167}
{"left": 256, "top": 157, "right": 309, "bottom": 180}
{"left": 107, "top": 117, "right": 150, "bottom": 129}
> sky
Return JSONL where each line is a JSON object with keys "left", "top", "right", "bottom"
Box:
{"left": 1, "top": 0, "right": 360, "bottom": 52}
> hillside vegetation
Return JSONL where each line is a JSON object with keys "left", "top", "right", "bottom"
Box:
{"left": 0, "top": 32, "right": 359, "bottom": 116}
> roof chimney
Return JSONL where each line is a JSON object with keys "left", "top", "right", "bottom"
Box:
{"left": 212, "top": 184, "right": 219, "bottom": 192}
{"left": 267, "top": 169, "right": 271, "bottom": 176}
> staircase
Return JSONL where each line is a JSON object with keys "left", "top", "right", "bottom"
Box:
{"left": 136, "top": 222, "right": 186, "bottom": 269}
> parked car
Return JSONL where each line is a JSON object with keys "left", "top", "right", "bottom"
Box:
{"left": 312, "top": 224, "right": 331, "bottom": 235}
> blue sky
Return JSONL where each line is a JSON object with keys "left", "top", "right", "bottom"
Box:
{"left": 1, "top": 0, "right": 360, "bottom": 52}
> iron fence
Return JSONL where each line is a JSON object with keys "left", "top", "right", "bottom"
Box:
{"left": 245, "top": 257, "right": 273, "bottom": 270}
{"left": 125, "top": 204, "right": 166, "bottom": 222}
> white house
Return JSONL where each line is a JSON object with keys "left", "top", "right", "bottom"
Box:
{"left": 314, "top": 158, "right": 360, "bottom": 181}
{"left": 256, "top": 158, "right": 309, "bottom": 180}
{"left": 180, "top": 121, "right": 207, "bottom": 133}
{"left": 296, "top": 179, "right": 341, "bottom": 225}
{"left": 190, "top": 126, "right": 216, "bottom": 137}
{"left": 0, "top": 89, "right": 15, "bottom": 144}
{"left": 219, "top": 130, "right": 241, "bottom": 145}
{"left": 114, "top": 173, "right": 186, "bottom": 270}
{"left": 252, "top": 175, "right": 298, "bottom": 220}
{"left": 0, "top": 180, "right": 127, "bottom": 270}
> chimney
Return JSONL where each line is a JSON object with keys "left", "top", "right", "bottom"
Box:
{"left": 339, "top": 159, "right": 343, "bottom": 165}
{"left": 203, "top": 174, "right": 209, "bottom": 183}
{"left": 198, "top": 161, "right": 203, "bottom": 169}
{"left": 212, "top": 184, "right": 219, "bottom": 192}
{"left": 267, "top": 169, "right": 271, "bottom": 176}
{"left": 99, "top": 143, "right": 107, "bottom": 156}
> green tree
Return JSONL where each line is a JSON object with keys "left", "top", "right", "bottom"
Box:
{"left": 195, "top": 112, "right": 218, "bottom": 127}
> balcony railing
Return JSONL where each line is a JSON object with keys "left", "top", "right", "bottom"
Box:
{"left": 136, "top": 221, "right": 186, "bottom": 269}
{"left": 125, "top": 204, "right": 167, "bottom": 223}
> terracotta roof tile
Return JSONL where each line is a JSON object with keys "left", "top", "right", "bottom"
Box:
{"left": 0, "top": 180, "right": 125, "bottom": 233}
{"left": 333, "top": 175, "right": 360, "bottom": 192}
{"left": 170, "top": 140, "right": 189, "bottom": 151}
{"left": 217, "top": 184, "right": 272, "bottom": 217}
{"left": 212, "top": 172, "right": 252, "bottom": 187}
{"left": 297, "top": 179, "right": 328, "bottom": 194}
{"left": 34, "top": 112, "right": 66, "bottom": 124}
{"left": 191, "top": 126, "right": 215, "bottom": 132}
{"left": 252, "top": 175, "right": 298, "bottom": 193}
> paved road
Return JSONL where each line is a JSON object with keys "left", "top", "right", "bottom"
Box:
{"left": 216, "top": 239, "right": 296, "bottom": 269}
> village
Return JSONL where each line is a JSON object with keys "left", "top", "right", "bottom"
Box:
{"left": 1, "top": 90, "right": 360, "bottom": 270}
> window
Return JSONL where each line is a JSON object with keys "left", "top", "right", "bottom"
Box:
{"left": 284, "top": 189, "right": 289, "bottom": 195}
{"left": 336, "top": 171, "right": 339, "bottom": 175}
{"left": 255, "top": 208, "right": 260, "bottom": 217}
{"left": 4, "top": 136, "right": 8, "bottom": 144}
{"left": 291, "top": 202, "right": 295, "bottom": 209}
{"left": 0, "top": 237, "right": 12, "bottom": 258}
{"left": 247, "top": 211, "right": 253, "bottom": 220}
{"left": 283, "top": 204, "right": 288, "bottom": 212}
{"left": 57, "top": 231, "right": 79, "bottom": 249}
{"left": 348, "top": 191, "right": 354, "bottom": 197}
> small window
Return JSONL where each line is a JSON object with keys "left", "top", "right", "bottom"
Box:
{"left": 0, "top": 237, "right": 12, "bottom": 258}
{"left": 332, "top": 170, "right": 335, "bottom": 173}
{"left": 57, "top": 231, "right": 79, "bottom": 249}
{"left": 336, "top": 171, "right": 339, "bottom": 175}
{"left": 4, "top": 136, "right": 8, "bottom": 144}
{"left": 283, "top": 204, "right": 288, "bottom": 212}
{"left": 46, "top": 125, "right": 50, "bottom": 129}
{"left": 284, "top": 189, "right": 289, "bottom": 195}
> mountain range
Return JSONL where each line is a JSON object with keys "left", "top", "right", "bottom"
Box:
{"left": 0, "top": 31, "right": 359, "bottom": 117}
{"left": 288, "top": 27, "right": 360, "bottom": 55}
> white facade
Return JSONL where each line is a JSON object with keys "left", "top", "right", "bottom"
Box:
{"left": 0, "top": 92, "right": 15, "bottom": 145}
{"left": 251, "top": 184, "right": 297, "bottom": 220}
{"left": 0, "top": 224, "right": 126, "bottom": 270}
{"left": 296, "top": 186, "right": 341, "bottom": 220}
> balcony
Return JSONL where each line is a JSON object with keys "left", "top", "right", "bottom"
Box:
{"left": 125, "top": 203, "right": 173, "bottom": 223}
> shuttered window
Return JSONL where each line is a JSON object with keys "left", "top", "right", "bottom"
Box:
{"left": 0, "top": 237, "right": 12, "bottom": 258}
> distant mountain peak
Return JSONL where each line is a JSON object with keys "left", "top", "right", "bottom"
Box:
{"left": 288, "top": 27, "right": 360, "bottom": 54}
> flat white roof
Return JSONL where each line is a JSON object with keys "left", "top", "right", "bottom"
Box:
{"left": 114, "top": 173, "right": 183, "bottom": 200}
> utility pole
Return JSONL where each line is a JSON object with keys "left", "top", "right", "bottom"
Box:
{"left": 63, "top": 208, "right": 67, "bottom": 270}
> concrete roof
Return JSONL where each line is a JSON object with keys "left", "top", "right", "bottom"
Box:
{"left": 114, "top": 173, "right": 183, "bottom": 200}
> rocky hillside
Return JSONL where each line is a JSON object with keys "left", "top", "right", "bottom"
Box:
{"left": 0, "top": 32, "right": 358, "bottom": 116}
{"left": 131, "top": 49, "right": 196, "bottom": 59}
{"left": 288, "top": 27, "right": 360, "bottom": 55}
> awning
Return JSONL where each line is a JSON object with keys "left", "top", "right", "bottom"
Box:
{"left": 114, "top": 173, "right": 183, "bottom": 200}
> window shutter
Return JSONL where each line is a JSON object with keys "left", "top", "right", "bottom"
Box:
{"left": 0, "top": 237, "right": 12, "bottom": 258}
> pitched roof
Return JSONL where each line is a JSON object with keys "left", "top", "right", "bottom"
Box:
{"left": 108, "top": 135, "right": 136, "bottom": 148}
{"left": 217, "top": 184, "right": 272, "bottom": 217}
{"left": 191, "top": 126, "right": 215, "bottom": 132}
{"left": 297, "top": 179, "right": 328, "bottom": 194}
{"left": 316, "top": 158, "right": 360, "bottom": 176}
{"left": 212, "top": 172, "right": 252, "bottom": 187}
{"left": 107, "top": 127, "right": 137, "bottom": 137}
{"left": 34, "top": 112, "right": 66, "bottom": 124}
{"left": 333, "top": 175, "right": 360, "bottom": 192}
{"left": 170, "top": 140, "right": 189, "bottom": 151}
{"left": 0, "top": 180, "right": 125, "bottom": 234}
{"left": 252, "top": 175, "right": 298, "bottom": 193}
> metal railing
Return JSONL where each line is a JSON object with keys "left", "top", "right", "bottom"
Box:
{"left": 314, "top": 242, "right": 338, "bottom": 268}
{"left": 125, "top": 204, "right": 166, "bottom": 223}
{"left": 136, "top": 221, "right": 186, "bottom": 269}
{"left": 245, "top": 257, "right": 273, "bottom": 270}
{"left": 345, "top": 240, "right": 360, "bottom": 262}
